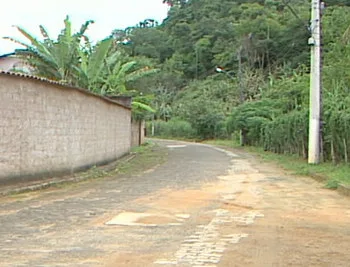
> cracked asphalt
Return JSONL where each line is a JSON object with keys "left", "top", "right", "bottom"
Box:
{"left": 0, "top": 139, "right": 349, "bottom": 267}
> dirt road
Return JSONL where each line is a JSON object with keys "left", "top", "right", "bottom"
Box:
{"left": 0, "top": 140, "right": 349, "bottom": 266}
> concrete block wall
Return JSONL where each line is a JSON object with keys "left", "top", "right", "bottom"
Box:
{"left": 0, "top": 73, "right": 132, "bottom": 185}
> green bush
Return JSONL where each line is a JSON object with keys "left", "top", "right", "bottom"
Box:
{"left": 146, "top": 119, "right": 196, "bottom": 139}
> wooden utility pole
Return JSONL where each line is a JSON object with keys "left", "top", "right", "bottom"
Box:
{"left": 308, "top": 0, "right": 322, "bottom": 164}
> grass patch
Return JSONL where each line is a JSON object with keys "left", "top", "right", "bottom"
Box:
{"left": 203, "top": 139, "right": 350, "bottom": 188}
{"left": 203, "top": 139, "right": 239, "bottom": 148}
{"left": 68, "top": 141, "right": 168, "bottom": 181}
{"left": 148, "top": 136, "right": 200, "bottom": 142}
{"left": 117, "top": 141, "right": 168, "bottom": 175}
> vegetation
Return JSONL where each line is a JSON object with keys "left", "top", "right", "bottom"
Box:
{"left": 119, "top": 0, "right": 350, "bottom": 166}
{"left": 204, "top": 139, "right": 350, "bottom": 187}
{"left": 6, "top": 1, "right": 350, "bottom": 166}
{"left": 5, "top": 16, "right": 157, "bottom": 117}
{"left": 146, "top": 119, "right": 196, "bottom": 139}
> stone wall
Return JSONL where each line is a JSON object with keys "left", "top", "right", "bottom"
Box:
{"left": 0, "top": 72, "right": 132, "bottom": 185}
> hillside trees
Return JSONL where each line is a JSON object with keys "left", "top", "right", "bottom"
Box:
{"left": 138, "top": 0, "right": 350, "bottom": 163}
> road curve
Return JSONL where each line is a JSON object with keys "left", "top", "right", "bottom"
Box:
{"left": 0, "top": 139, "right": 349, "bottom": 267}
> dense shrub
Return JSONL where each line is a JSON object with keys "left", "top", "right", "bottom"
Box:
{"left": 146, "top": 119, "right": 196, "bottom": 139}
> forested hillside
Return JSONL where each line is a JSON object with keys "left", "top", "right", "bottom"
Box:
{"left": 113, "top": 0, "right": 350, "bottom": 164}
{"left": 9, "top": 0, "right": 350, "bottom": 164}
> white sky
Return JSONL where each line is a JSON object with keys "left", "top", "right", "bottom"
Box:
{"left": 0, "top": 0, "right": 169, "bottom": 55}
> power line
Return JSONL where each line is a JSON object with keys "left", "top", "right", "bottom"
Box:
{"left": 282, "top": 0, "right": 311, "bottom": 33}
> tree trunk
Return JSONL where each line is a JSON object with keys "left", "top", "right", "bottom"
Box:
{"left": 343, "top": 138, "right": 348, "bottom": 163}
{"left": 302, "top": 139, "right": 307, "bottom": 159}
{"left": 240, "top": 129, "right": 248, "bottom": 146}
{"left": 151, "top": 120, "right": 155, "bottom": 136}
{"left": 139, "top": 120, "right": 142, "bottom": 146}
{"left": 331, "top": 139, "right": 336, "bottom": 164}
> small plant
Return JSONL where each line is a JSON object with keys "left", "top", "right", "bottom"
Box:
{"left": 325, "top": 180, "right": 339, "bottom": 189}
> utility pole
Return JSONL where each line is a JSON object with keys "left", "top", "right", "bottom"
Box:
{"left": 216, "top": 45, "right": 245, "bottom": 146}
{"left": 308, "top": 0, "right": 322, "bottom": 164}
{"left": 237, "top": 46, "right": 244, "bottom": 104}
{"left": 237, "top": 46, "right": 245, "bottom": 146}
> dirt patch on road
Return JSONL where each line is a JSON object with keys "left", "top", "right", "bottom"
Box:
{"left": 134, "top": 187, "right": 217, "bottom": 213}
{"left": 109, "top": 152, "right": 350, "bottom": 266}
{"left": 136, "top": 215, "right": 176, "bottom": 225}
{"left": 217, "top": 156, "right": 350, "bottom": 267}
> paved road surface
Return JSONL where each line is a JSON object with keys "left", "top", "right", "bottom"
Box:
{"left": 0, "top": 140, "right": 349, "bottom": 266}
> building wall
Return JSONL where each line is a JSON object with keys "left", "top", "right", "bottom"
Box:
{"left": 131, "top": 120, "right": 146, "bottom": 147}
{"left": 0, "top": 73, "right": 131, "bottom": 185}
{"left": 0, "top": 57, "right": 30, "bottom": 72}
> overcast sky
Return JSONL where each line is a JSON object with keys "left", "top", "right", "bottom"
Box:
{"left": 0, "top": 0, "right": 169, "bottom": 55}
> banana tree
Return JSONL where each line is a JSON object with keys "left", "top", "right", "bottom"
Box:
{"left": 97, "top": 52, "right": 159, "bottom": 96}
{"left": 5, "top": 16, "right": 156, "bottom": 115}
{"left": 4, "top": 16, "right": 93, "bottom": 85}
{"left": 76, "top": 38, "right": 113, "bottom": 90}
{"left": 92, "top": 52, "right": 157, "bottom": 114}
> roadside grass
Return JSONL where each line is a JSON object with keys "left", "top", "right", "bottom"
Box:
{"left": 117, "top": 141, "right": 168, "bottom": 175}
{"left": 148, "top": 135, "right": 199, "bottom": 142}
{"left": 203, "top": 139, "right": 350, "bottom": 188}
